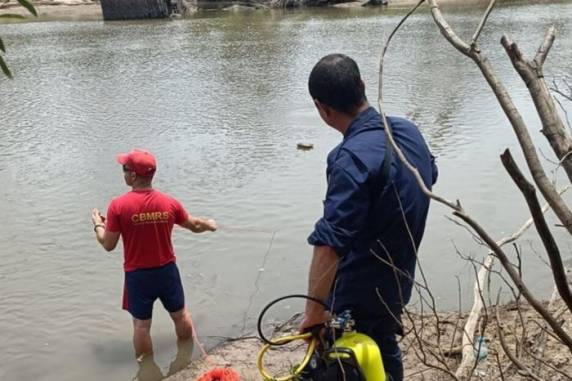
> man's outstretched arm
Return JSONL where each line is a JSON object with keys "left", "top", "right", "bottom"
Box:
{"left": 180, "top": 215, "right": 217, "bottom": 233}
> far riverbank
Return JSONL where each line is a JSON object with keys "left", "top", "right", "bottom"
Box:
{"left": 0, "top": 0, "right": 563, "bottom": 22}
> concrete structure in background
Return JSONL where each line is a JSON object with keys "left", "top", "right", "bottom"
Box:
{"left": 99, "top": 0, "right": 174, "bottom": 20}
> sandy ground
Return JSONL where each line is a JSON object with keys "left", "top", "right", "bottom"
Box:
{"left": 161, "top": 300, "right": 572, "bottom": 381}
{"left": 0, "top": 0, "right": 103, "bottom": 21}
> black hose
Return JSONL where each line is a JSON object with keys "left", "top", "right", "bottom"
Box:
{"left": 257, "top": 294, "right": 330, "bottom": 346}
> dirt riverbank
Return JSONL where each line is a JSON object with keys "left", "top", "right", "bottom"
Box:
{"left": 163, "top": 300, "right": 571, "bottom": 381}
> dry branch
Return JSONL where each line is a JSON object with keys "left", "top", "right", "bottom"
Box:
{"left": 501, "top": 29, "right": 572, "bottom": 184}
{"left": 426, "top": 0, "right": 572, "bottom": 235}
{"left": 470, "top": 0, "right": 496, "bottom": 49}
{"left": 501, "top": 149, "right": 572, "bottom": 314}
{"left": 551, "top": 78, "right": 572, "bottom": 102}
{"left": 454, "top": 188, "right": 568, "bottom": 379}
{"left": 377, "top": 1, "right": 572, "bottom": 378}
{"left": 452, "top": 209, "right": 572, "bottom": 352}
{"left": 495, "top": 294, "right": 545, "bottom": 381}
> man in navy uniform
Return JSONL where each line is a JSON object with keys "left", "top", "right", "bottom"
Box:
{"left": 299, "top": 54, "right": 438, "bottom": 381}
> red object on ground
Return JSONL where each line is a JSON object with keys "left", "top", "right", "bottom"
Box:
{"left": 195, "top": 367, "right": 241, "bottom": 381}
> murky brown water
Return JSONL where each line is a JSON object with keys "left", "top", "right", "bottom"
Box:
{"left": 1, "top": 2, "right": 571, "bottom": 380}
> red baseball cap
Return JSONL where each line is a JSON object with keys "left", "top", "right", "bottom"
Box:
{"left": 117, "top": 149, "right": 157, "bottom": 177}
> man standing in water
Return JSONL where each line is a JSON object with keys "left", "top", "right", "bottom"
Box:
{"left": 91, "top": 148, "right": 217, "bottom": 369}
{"left": 299, "top": 54, "right": 438, "bottom": 381}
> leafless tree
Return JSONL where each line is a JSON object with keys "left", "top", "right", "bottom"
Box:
{"left": 376, "top": 0, "right": 572, "bottom": 380}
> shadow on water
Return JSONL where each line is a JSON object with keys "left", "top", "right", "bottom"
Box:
{"left": 134, "top": 339, "right": 193, "bottom": 381}
{"left": 136, "top": 355, "right": 165, "bottom": 381}
{"left": 90, "top": 338, "right": 193, "bottom": 380}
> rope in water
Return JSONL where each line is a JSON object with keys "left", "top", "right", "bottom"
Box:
{"left": 189, "top": 224, "right": 279, "bottom": 380}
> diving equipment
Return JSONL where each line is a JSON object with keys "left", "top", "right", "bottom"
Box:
{"left": 257, "top": 301, "right": 386, "bottom": 381}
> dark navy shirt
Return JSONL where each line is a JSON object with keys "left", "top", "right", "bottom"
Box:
{"left": 308, "top": 107, "right": 438, "bottom": 324}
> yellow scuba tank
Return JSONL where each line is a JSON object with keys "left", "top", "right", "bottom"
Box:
{"left": 257, "top": 295, "right": 386, "bottom": 381}
{"left": 294, "top": 310, "right": 386, "bottom": 381}
{"left": 329, "top": 331, "right": 386, "bottom": 381}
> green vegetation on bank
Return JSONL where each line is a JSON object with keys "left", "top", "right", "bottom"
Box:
{"left": 0, "top": 0, "right": 36, "bottom": 78}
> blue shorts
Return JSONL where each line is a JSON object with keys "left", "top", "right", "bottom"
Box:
{"left": 123, "top": 262, "right": 185, "bottom": 320}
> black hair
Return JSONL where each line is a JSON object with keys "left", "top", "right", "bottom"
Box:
{"left": 308, "top": 54, "right": 366, "bottom": 115}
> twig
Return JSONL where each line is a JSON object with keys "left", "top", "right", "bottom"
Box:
{"left": 453, "top": 208, "right": 572, "bottom": 352}
{"left": 470, "top": 0, "right": 497, "bottom": 49}
{"left": 379, "top": 0, "right": 425, "bottom": 104}
{"left": 495, "top": 352, "right": 506, "bottom": 381}
{"left": 524, "top": 344, "right": 572, "bottom": 381}
{"left": 454, "top": 187, "right": 568, "bottom": 378}
{"left": 445, "top": 215, "right": 486, "bottom": 246}
{"left": 449, "top": 276, "right": 463, "bottom": 358}
{"left": 495, "top": 292, "right": 545, "bottom": 381}
{"left": 552, "top": 86, "right": 572, "bottom": 102}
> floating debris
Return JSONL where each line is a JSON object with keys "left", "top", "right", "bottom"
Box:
{"left": 297, "top": 143, "right": 314, "bottom": 150}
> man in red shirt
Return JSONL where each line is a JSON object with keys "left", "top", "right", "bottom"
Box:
{"left": 91, "top": 148, "right": 217, "bottom": 362}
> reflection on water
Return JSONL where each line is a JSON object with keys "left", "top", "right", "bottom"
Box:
{"left": 136, "top": 355, "right": 164, "bottom": 381}
{"left": 134, "top": 339, "right": 192, "bottom": 381}
{"left": 1, "top": 2, "right": 571, "bottom": 381}
{"left": 166, "top": 339, "right": 194, "bottom": 377}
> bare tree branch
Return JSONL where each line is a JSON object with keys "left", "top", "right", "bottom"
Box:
{"left": 427, "top": 0, "right": 472, "bottom": 55}
{"left": 470, "top": 0, "right": 496, "bottom": 49}
{"left": 378, "top": 0, "right": 425, "bottom": 105}
{"left": 468, "top": 260, "right": 489, "bottom": 378}
{"left": 426, "top": 0, "right": 572, "bottom": 234}
{"left": 523, "top": 344, "right": 572, "bottom": 381}
{"left": 453, "top": 208, "right": 572, "bottom": 352}
{"left": 501, "top": 149, "right": 572, "bottom": 314}
{"left": 534, "top": 26, "right": 556, "bottom": 67}
{"left": 446, "top": 215, "right": 486, "bottom": 246}
{"left": 495, "top": 352, "right": 507, "bottom": 381}
{"left": 452, "top": 188, "right": 568, "bottom": 378}
{"left": 501, "top": 28, "right": 572, "bottom": 184}
{"left": 495, "top": 294, "right": 545, "bottom": 381}
{"left": 552, "top": 83, "right": 572, "bottom": 102}
{"left": 376, "top": 3, "right": 572, "bottom": 378}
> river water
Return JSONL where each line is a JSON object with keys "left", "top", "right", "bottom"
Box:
{"left": 1, "top": 2, "right": 571, "bottom": 380}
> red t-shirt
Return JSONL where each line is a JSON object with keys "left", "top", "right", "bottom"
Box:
{"left": 105, "top": 189, "right": 188, "bottom": 271}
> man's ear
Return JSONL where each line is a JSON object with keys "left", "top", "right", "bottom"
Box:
{"left": 314, "top": 99, "right": 331, "bottom": 118}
